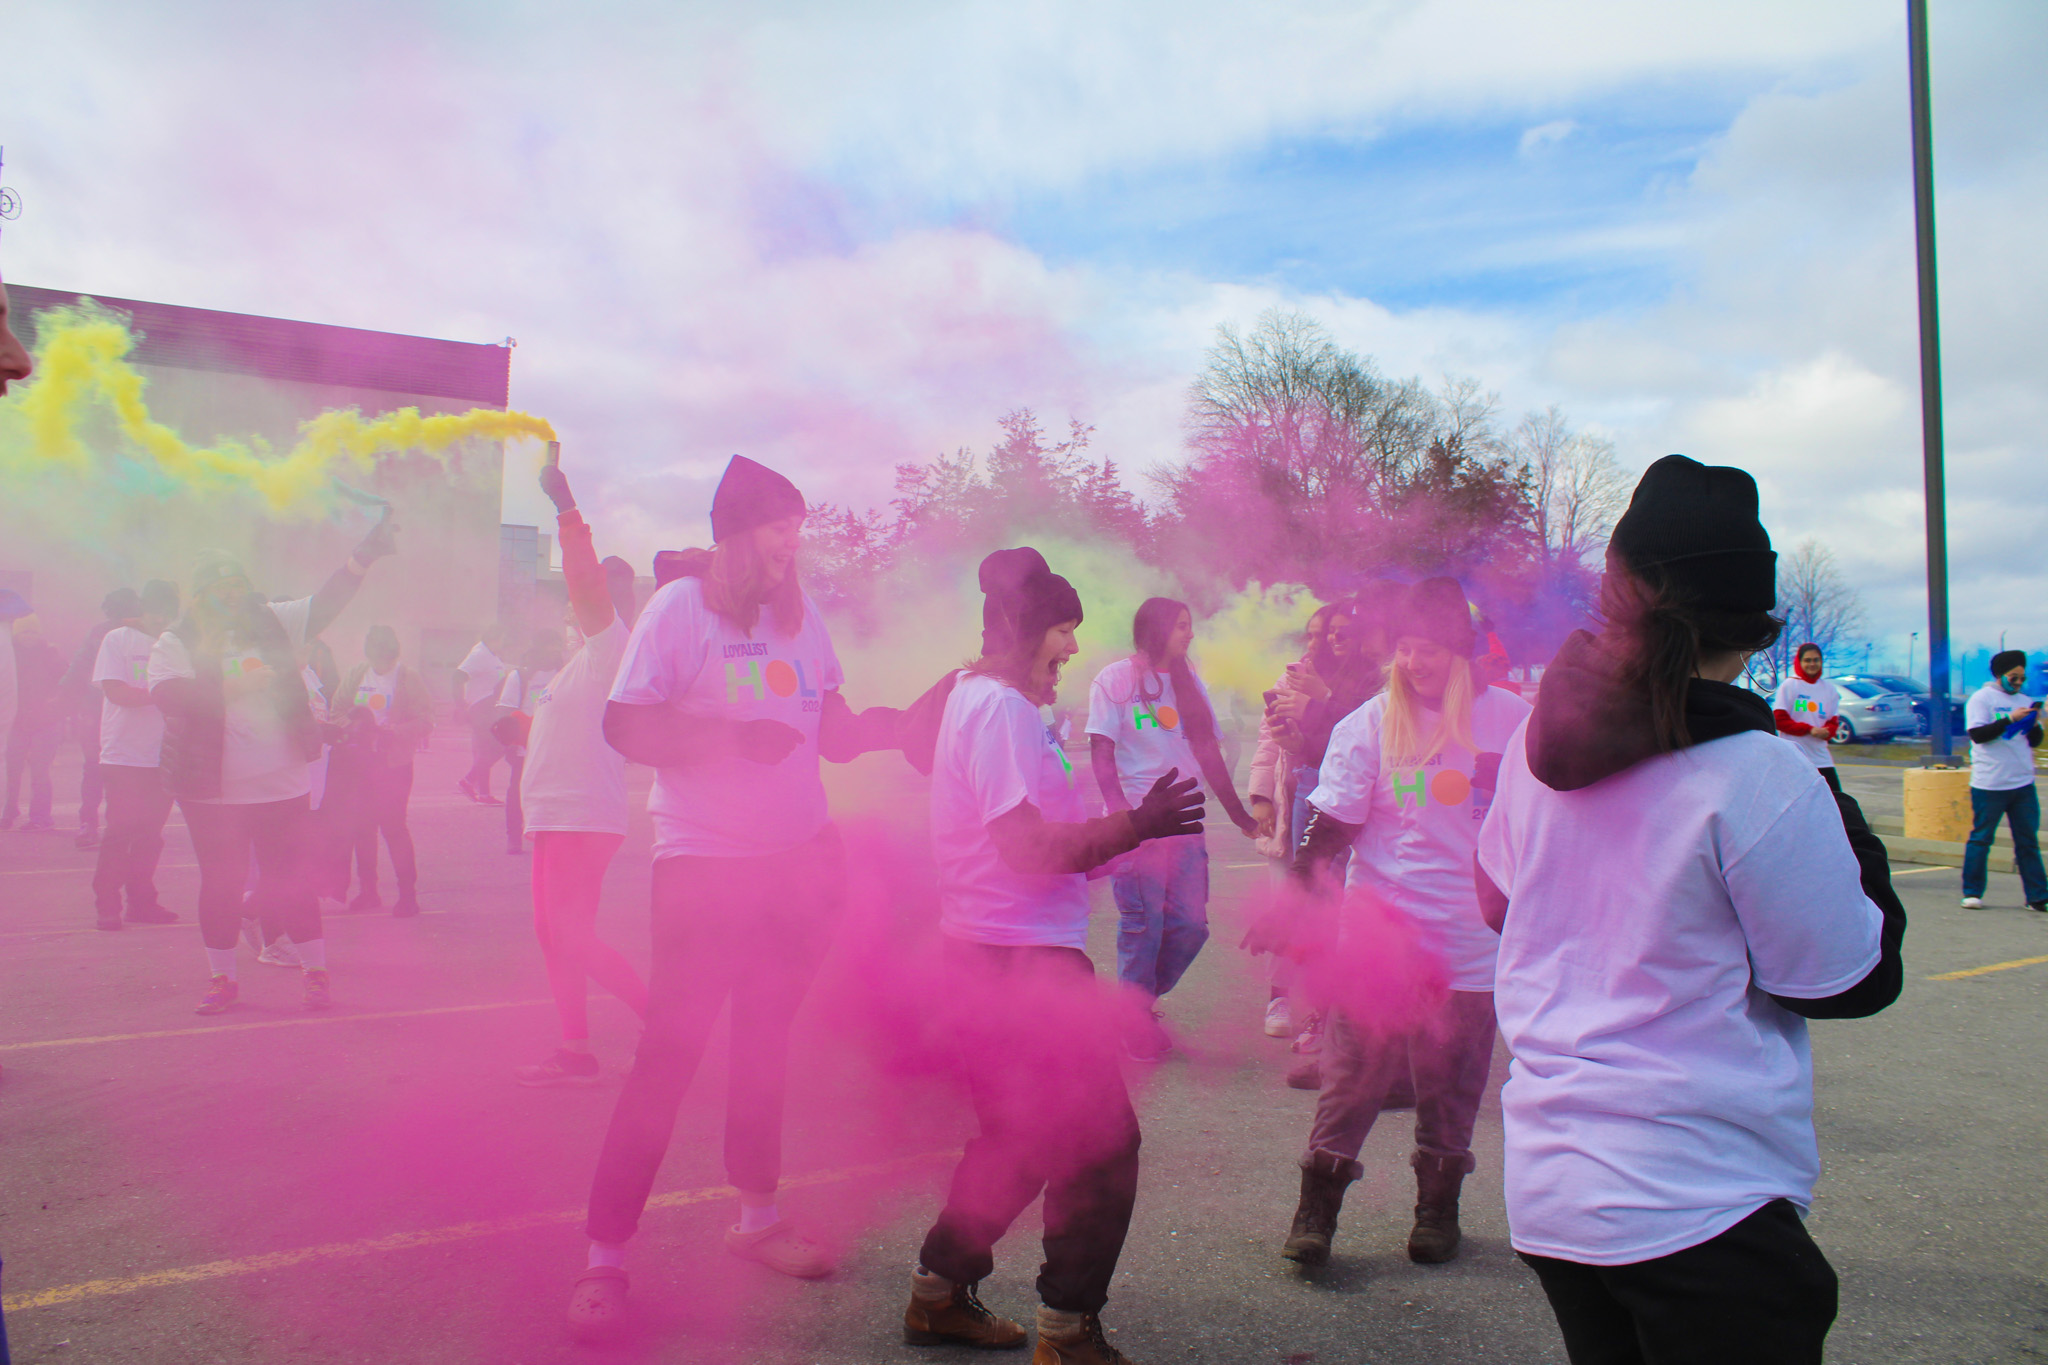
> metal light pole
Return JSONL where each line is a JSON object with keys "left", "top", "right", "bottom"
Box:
{"left": 1908, "top": 0, "right": 1954, "bottom": 762}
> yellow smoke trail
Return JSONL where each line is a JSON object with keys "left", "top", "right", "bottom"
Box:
{"left": 1194, "top": 582, "right": 1317, "bottom": 709}
{"left": 0, "top": 303, "right": 555, "bottom": 518}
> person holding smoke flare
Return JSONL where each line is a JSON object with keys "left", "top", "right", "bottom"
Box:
{"left": 333, "top": 625, "right": 433, "bottom": 914}
{"left": 89, "top": 580, "right": 181, "bottom": 930}
{"left": 566, "top": 455, "right": 900, "bottom": 1342}
{"left": 511, "top": 458, "right": 649, "bottom": 1087}
{"left": 149, "top": 520, "right": 398, "bottom": 1015}
{"left": 1960, "top": 649, "right": 2045, "bottom": 912}
{"left": 1256, "top": 578, "right": 1529, "bottom": 1270}
{"left": 1477, "top": 455, "right": 1904, "bottom": 1364}
{"left": 901, "top": 548, "right": 1203, "bottom": 1365}
{"left": 1086, "top": 596, "right": 1257, "bottom": 1060}
{"left": 1771, "top": 642, "right": 1843, "bottom": 793}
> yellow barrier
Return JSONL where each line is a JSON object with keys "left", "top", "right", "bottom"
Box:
{"left": 1903, "top": 765, "right": 1973, "bottom": 842}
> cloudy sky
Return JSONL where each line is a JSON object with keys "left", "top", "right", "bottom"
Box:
{"left": 4, "top": 0, "right": 2042, "bottom": 667}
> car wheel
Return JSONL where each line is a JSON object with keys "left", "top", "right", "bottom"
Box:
{"left": 1831, "top": 719, "right": 1857, "bottom": 745}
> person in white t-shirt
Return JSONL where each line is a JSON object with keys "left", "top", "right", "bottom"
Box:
{"left": 1476, "top": 456, "right": 1903, "bottom": 1364}
{"left": 567, "top": 455, "right": 903, "bottom": 1344}
{"left": 332, "top": 625, "right": 434, "bottom": 914}
{"left": 455, "top": 624, "right": 511, "bottom": 805}
{"left": 1772, "top": 643, "right": 1843, "bottom": 792}
{"left": 89, "top": 579, "right": 180, "bottom": 930}
{"left": 494, "top": 631, "right": 564, "bottom": 855}
{"left": 1086, "top": 596, "right": 1257, "bottom": 1060}
{"left": 1960, "top": 649, "right": 2045, "bottom": 911}
{"left": 511, "top": 460, "right": 650, "bottom": 1088}
{"left": 903, "top": 547, "right": 1202, "bottom": 1362}
{"left": 1248, "top": 578, "right": 1529, "bottom": 1271}
{"left": 149, "top": 520, "right": 396, "bottom": 1017}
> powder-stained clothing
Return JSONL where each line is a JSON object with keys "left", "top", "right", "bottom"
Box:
{"left": 457, "top": 641, "right": 507, "bottom": 709}
{"left": 93, "top": 626, "right": 165, "bottom": 768}
{"left": 521, "top": 619, "right": 630, "bottom": 836}
{"left": 609, "top": 576, "right": 843, "bottom": 861}
{"left": 932, "top": 671, "right": 1091, "bottom": 950}
{"left": 1084, "top": 657, "right": 1211, "bottom": 803}
{"left": 1308, "top": 687, "right": 1531, "bottom": 992}
{"left": 1771, "top": 677, "right": 1840, "bottom": 769}
{"left": 147, "top": 598, "right": 315, "bottom": 805}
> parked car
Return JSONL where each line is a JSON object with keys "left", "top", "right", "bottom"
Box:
{"left": 1834, "top": 673, "right": 1965, "bottom": 738}
{"left": 1826, "top": 676, "right": 1919, "bottom": 745}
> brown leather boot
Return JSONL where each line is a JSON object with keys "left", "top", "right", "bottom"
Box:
{"left": 905, "top": 1269, "right": 1028, "bottom": 1350}
{"left": 1032, "top": 1306, "right": 1139, "bottom": 1364}
{"left": 1281, "top": 1155, "right": 1356, "bottom": 1266}
{"left": 1406, "top": 1150, "right": 1474, "bottom": 1264}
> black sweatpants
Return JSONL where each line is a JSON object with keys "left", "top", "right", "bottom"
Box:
{"left": 352, "top": 760, "right": 417, "bottom": 897}
{"left": 92, "top": 764, "right": 174, "bottom": 916}
{"left": 182, "top": 795, "right": 323, "bottom": 949}
{"left": 1520, "top": 1200, "right": 1838, "bottom": 1365}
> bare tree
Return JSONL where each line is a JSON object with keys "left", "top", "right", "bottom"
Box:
{"left": 1754, "top": 538, "right": 1866, "bottom": 686}
{"left": 1510, "top": 405, "right": 1630, "bottom": 569}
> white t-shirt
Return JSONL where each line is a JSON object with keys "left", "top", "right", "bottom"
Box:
{"left": 610, "top": 577, "right": 844, "bottom": 860}
{"left": 1085, "top": 657, "right": 1212, "bottom": 805}
{"left": 93, "top": 626, "right": 165, "bottom": 768}
{"left": 521, "top": 618, "right": 631, "bottom": 836}
{"left": 1771, "top": 676, "right": 1839, "bottom": 769}
{"left": 352, "top": 667, "right": 398, "bottom": 727}
{"left": 459, "top": 642, "right": 506, "bottom": 708}
{"left": 1309, "top": 686, "right": 1531, "bottom": 992}
{"left": 932, "top": 671, "right": 1092, "bottom": 949}
{"left": 1477, "top": 725, "right": 1883, "bottom": 1266}
{"left": 147, "top": 599, "right": 315, "bottom": 805}
{"left": 1966, "top": 681, "right": 2041, "bottom": 791}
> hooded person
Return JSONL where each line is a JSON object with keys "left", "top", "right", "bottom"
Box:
{"left": 1248, "top": 577, "right": 1530, "bottom": 1271}
{"left": 1959, "top": 648, "right": 2045, "bottom": 911}
{"left": 148, "top": 517, "right": 397, "bottom": 1015}
{"left": 567, "top": 454, "right": 901, "bottom": 1343}
{"left": 899, "top": 547, "right": 1202, "bottom": 1365}
{"left": 1772, "top": 642, "right": 1843, "bottom": 792}
{"left": 1474, "top": 455, "right": 1905, "bottom": 1364}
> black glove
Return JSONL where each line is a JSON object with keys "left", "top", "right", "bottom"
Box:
{"left": 353, "top": 510, "right": 399, "bottom": 564}
{"left": 539, "top": 464, "right": 575, "bottom": 514}
{"left": 1131, "top": 767, "right": 1204, "bottom": 842}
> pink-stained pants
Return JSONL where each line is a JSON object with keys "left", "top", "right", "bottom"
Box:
{"left": 531, "top": 831, "right": 647, "bottom": 1042}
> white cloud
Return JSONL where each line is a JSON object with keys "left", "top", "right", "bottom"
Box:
{"left": 1518, "top": 120, "right": 1579, "bottom": 157}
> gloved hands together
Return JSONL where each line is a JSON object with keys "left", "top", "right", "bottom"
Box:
{"left": 1131, "top": 768, "right": 1204, "bottom": 842}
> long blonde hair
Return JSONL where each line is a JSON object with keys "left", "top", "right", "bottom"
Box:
{"left": 1379, "top": 652, "right": 1477, "bottom": 768}
{"left": 668, "top": 536, "right": 805, "bottom": 638}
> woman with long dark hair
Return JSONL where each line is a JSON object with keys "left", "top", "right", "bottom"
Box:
{"left": 1478, "top": 456, "right": 1905, "bottom": 1363}
{"left": 1085, "top": 596, "right": 1255, "bottom": 1058}
{"left": 901, "top": 548, "right": 1202, "bottom": 1364}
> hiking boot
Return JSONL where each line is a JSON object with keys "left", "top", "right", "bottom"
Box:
{"left": 566, "top": 1265, "right": 629, "bottom": 1342}
{"left": 1282, "top": 1156, "right": 1355, "bottom": 1266}
{"left": 1406, "top": 1150, "right": 1474, "bottom": 1264}
{"left": 1032, "top": 1307, "right": 1138, "bottom": 1365}
{"left": 904, "top": 1269, "right": 1027, "bottom": 1349}
{"left": 196, "top": 976, "right": 239, "bottom": 1015}
{"left": 125, "top": 903, "right": 177, "bottom": 925}
{"left": 515, "top": 1049, "right": 602, "bottom": 1088}
{"left": 302, "top": 969, "right": 333, "bottom": 1011}
{"left": 724, "top": 1219, "right": 834, "bottom": 1278}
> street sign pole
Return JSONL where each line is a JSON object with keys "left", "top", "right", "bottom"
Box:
{"left": 1907, "top": 0, "right": 1954, "bottom": 762}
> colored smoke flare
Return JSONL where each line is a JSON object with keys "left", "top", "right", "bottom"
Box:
{"left": 0, "top": 303, "right": 555, "bottom": 518}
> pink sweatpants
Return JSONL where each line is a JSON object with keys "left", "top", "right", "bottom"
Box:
{"left": 531, "top": 830, "right": 648, "bottom": 1041}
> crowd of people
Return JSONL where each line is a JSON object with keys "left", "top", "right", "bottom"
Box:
{"left": 3, "top": 273, "right": 2042, "bottom": 1363}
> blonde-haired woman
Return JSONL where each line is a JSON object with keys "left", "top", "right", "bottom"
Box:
{"left": 1268, "top": 577, "right": 1529, "bottom": 1268}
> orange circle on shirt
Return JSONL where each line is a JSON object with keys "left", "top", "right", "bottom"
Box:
{"left": 1429, "top": 769, "right": 1471, "bottom": 806}
{"left": 765, "top": 660, "right": 799, "bottom": 698}
{"left": 1156, "top": 705, "right": 1179, "bottom": 730}
{"left": 368, "top": 692, "right": 387, "bottom": 710}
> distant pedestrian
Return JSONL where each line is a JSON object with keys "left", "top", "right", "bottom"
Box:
{"left": 90, "top": 580, "right": 180, "bottom": 930}
{"left": 336, "top": 625, "right": 434, "bottom": 916}
{"left": 1960, "top": 649, "right": 2045, "bottom": 913}
{"left": 63, "top": 589, "right": 142, "bottom": 848}
{"left": 1773, "top": 643, "right": 1842, "bottom": 793}
{"left": 495, "top": 630, "right": 564, "bottom": 855}
{"left": 2, "top": 614, "right": 66, "bottom": 833}
{"left": 456, "top": 624, "right": 511, "bottom": 805}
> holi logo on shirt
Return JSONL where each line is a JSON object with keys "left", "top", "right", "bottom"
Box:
{"left": 1390, "top": 766, "right": 1473, "bottom": 810}
{"left": 225, "top": 656, "right": 267, "bottom": 677}
{"left": 1132, "top": 703, "right": 1180, "bottom": 731}
{"left": 724, "top": 657, "right": 825, "bottom": 706}
{"left": 130, "top": 661, "right": 147, "bottom": 683}
{"left": 354, "top": 689, "right": 387, "bottom": 711}
{"left": 1791, "top": 696, "right": 1824, "bottom": 716}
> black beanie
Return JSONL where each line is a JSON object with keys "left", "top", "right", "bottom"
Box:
{"left": 1608, "top": 454, "right": 1776, "bottom": 613}
{"left": 102, "top": 588, "right": 142, "bottom": 620}
{"left": 1391, "top": 577, "right": 1478, "bottom": 656}
{"left": 1991, "top": 649, "right": 2026, "bottom": 679}
{"left": 978, "top": 547, "right": 1084, "bottom": 657}
{"left": 709, "top": 455, "right": 807, "bottom": 544}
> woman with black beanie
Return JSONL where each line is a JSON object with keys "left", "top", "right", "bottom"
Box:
{"left": 901, "top": 548, "right": 1202, "bottom": 1365}
{"left": 1477, "top": 455, "right": 1906, "bottom": 1364}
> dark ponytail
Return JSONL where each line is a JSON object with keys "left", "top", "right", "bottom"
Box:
{"left": 1133, "top": 596, "right": 1217, "bottom": 745}
{"left": 1599, "top": 568, "right": 1783, "bottom": 752}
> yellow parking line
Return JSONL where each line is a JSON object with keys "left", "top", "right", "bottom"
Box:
{"left": 0, "top": 863, "right": 197, "bottom": 877}
{"left": 1888, "top": 864, "right": 1948, "bottom": 876}
{"left": 0, "top": 999, "right": 553, "bottom": 1053}
{"left": 1, "top": 1150, "right": 956, "bottom": 1313}
{"left": 1927, "top": 954, "right": 2048, "bottom": 982}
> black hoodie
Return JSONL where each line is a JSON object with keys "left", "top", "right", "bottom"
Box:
{"left": 1508, "top": 631, "right": 1905, "bottom": 1020}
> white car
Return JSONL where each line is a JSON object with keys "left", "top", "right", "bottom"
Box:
{"left": 1827, "top": 676, "right": 1919, "bottom": 745}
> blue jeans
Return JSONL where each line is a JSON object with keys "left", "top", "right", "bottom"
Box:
{"left": 1113, "top": 835, "right": 1209, "bottom": 997}
{"left": 1964, "top": 784, "right": 2047, "bottom": 903}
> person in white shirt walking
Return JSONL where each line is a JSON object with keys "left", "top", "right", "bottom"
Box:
{"left": 455, "top": 625, "right": 511, "bottom": 805}
{"left": 1771, "top": 643, "right": 1842, "bottom": 793}
{"left": 1477, "top": 455, "right": 1905, "bottom": 1365}
{"left": 902, "top": 547, "right": 1201, "bottom": 1365}
{"left": 1960, "top": 649, "right": 2045, "bottom": 912}
{"left": 495, "top": 632, "right": 564, "bottom": 855}
{"left": 512, "top": 459, "right": 650, "bottom": 1087}
{"left": 1252, "top": 578, "right": 1529, "bottom": 1270}
{"left": 89, "top": 580, "right": 180, "bottom": 930}
{"left": 1086, "top": 596, "right": 1256, "bottom": 1059}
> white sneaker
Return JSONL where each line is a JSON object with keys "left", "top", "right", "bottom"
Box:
{"left": 1960, "top": 896, "right": 1985, "bottom": 909}
{"left": 258, "top": 939, "right": 302, "bottom": 968}
{"left": 1263, "top": 997, "right": 1293, "bottom": 1038}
